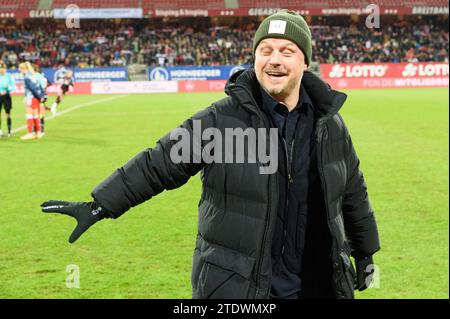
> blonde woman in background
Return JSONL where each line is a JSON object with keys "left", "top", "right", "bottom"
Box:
{"left": 18, "top": 62, "right": 45, "bottom": 140}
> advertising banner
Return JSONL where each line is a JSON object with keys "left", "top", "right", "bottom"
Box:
{"left": 144, "top": 6, "right": 448, "bottom": 17}
{"left": 91, "top": 81, "right": 178, "bottom": 94}
{"left": 1, "top": 5, "right": 448, "bottom": 19}
{"left": 53, "top": 8, "right": 143, "bottom": 19}
{"left": 320, "top": 62, "right": 449, "bottom": 89}
{"left": 9, "top": 67, "right": 128, "bottom": 84}
{"left": 11, "top": 82, "right": 92, "bottom": 95}
{"left": 178, "top": 80, "right": 227, "bottom": 93}
{"left": 148, "top": 65, "right": 247, "bottom": 81}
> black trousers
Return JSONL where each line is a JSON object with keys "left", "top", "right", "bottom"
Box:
{"left": 0, "top": 93, "right": 12, "bottom": 113}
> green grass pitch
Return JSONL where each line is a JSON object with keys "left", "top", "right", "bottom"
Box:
{"left": 0, "top": 88, "right": 448, "bottom": 298}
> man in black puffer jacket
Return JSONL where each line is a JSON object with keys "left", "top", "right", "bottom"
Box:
{"left": 41, "top": 11, "right": 380, "bottom": 299}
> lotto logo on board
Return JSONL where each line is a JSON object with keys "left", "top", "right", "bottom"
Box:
{"left": 402, "top": 63, "right": 449, "bottom": 77}
{"left": 329, "top": 64, "right": 388, "bottom": 78}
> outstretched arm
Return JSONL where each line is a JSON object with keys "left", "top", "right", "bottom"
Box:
{"left": 91, "top": 118, "right": 206, "bottom": 218}
{"left": 42, "top": 106, "right": 216, "bottom": 242}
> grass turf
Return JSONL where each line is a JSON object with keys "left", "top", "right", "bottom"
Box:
{"left": 0, "top": 88, "right": 448, "bottom": 298}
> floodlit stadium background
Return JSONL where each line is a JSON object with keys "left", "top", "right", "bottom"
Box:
{"left": 0, "top": 0, "right": 448, "bottom": 299}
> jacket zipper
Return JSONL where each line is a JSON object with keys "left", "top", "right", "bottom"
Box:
{"left": 254, "top": 126, "right": 274, "bottom": 298}
{"left": 232, "top": 81, "right": 346, "bottom": 298}
{"left": 281, "top": 138, "right": 295, "bottom": 254}
{"left": 234, "top": 85, "right": 275, "bottom": 299}
{"left": 232, "top": 86, "right": 291, "bottom": 299}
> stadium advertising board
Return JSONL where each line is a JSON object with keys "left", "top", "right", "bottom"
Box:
{"left": 53, "top": 8, "right": 143, "bottom": 19}
{"left": 9, "top": 67, "right": 128, "bottom": 84}
{"left": 320, "top": 62, "right": 449, "bottom": 89}
{"left": 11, "top": 82, "right": 92, "bottom": 95}
{"left": 91, "top": 81, "right": 178, "bottom": 94}
{"left": 8, "top": 63, "right": 448, "bottom": 95}
{"left": 178, "top": 80, "right": 227, "bottom": 93}
{"left": 146, "top": 6, "right": 448, "bottom": 17}
{"left": 148, "top": 65, "right": 248, "bottom": 81}
{"left": 2, "top": 5, "right": 448, "bottom": 19}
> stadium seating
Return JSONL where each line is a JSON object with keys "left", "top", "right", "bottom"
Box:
{"left": 0, "top": 0, "right": 447, "bottom": 69}
{"left": 1, "top": 14, "right": 447, "bottom": 69}
{"left": 0, "top": 0, "right": 38, "bottom": 9}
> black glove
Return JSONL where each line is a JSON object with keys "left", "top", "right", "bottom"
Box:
{"left": 41, "top": 200, "right": 105, "bottom": 243}
{"left": 355, "top": 255, "right": 375, "bottom": 291}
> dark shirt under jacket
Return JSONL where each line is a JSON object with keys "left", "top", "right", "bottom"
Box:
{"left": 260, "top": 84, "right": 317, "bottom": 299}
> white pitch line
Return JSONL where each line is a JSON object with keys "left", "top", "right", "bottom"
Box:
{"left": 11, "top": 94, "right": 129, "bottom": 134}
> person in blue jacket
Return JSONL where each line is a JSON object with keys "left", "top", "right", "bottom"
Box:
{"left": 0, "top": 61, "right": 16, "bottom": 138}
{"left": 18, "top": 62, "right": 45, "bottom": 140}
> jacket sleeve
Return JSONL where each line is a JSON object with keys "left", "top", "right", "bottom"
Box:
{"left": 342, "top": 129, "right": 381, "bottom": 259}
{"left": 91, "top": 106, "right": 216, "bottom": 218}
{"left": 24, "top": 77, "right": 44, "bottom": 99}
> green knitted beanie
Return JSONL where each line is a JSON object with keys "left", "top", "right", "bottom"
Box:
{"left": 253, "top": 10, "right": 312, "bottom": 66}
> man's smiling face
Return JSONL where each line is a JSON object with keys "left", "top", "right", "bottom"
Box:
{"left": 255, "top": 38, "right": 307, "bottom": 106}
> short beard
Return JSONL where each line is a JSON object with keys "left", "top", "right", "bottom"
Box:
{"left": 264, "top": 76, "right": 299, "bottom": 100}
